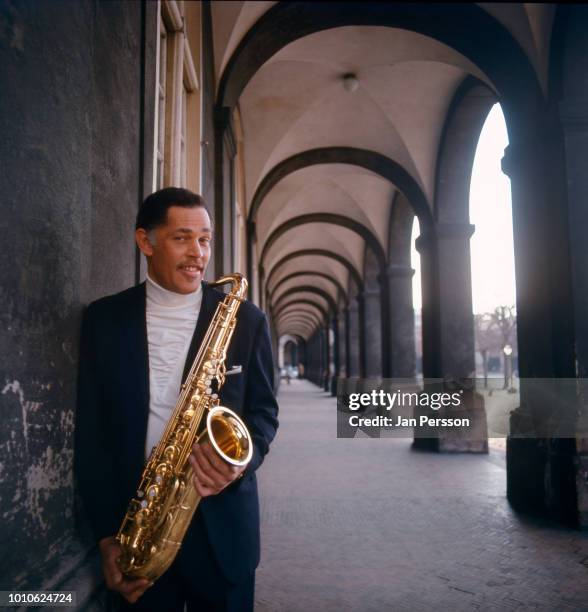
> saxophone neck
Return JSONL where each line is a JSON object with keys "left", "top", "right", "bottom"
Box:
{"left": 208, "top": 273, "right": 248, "bottom": 301}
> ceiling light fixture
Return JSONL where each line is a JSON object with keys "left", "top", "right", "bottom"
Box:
{"left": 342, "top": 73, "right": 359, "bottom": 92}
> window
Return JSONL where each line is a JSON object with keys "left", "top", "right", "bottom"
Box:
{"left": 155, "top": 16, "right": 167, "bottom": 190}
{"left": 153, "top": 1, "right": 200, "bottom": 190}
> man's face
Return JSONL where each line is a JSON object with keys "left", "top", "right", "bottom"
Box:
{"left": 136, "top": 205, "right": 212, "bottom": 294}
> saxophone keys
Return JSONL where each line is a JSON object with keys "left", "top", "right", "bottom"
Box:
{"left": 155, "top": 462, "right": 171, "bottom": 476}
{"left": 163, "top": 446, "right": 176, "bottom": 462}
{"left": 136, "top": 507, "right": 150, "bottom": 525}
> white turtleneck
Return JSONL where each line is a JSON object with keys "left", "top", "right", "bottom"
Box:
{"left": 144, "top": 274, "right": 202, "bottom": 459}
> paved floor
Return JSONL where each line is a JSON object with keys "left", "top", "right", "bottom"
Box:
{"left": 255, "top": 379, "right": 588, "bottom": 611}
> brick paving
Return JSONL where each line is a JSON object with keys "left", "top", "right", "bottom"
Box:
{"left": 255, "top": 379, "right": 588, "bottom": 611}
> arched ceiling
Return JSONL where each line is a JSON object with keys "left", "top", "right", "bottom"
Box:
{"left": 263, "top": 223, "right": 365, "bottom": 281}
{"left": 210, "top": 3, "right": 558, "bottom": 340}
{"left": 270, "top": 272, "right": 345, "bottom": 306}
{"left": 255, "top": 164, "right": 395, "bottom": 253}
{"left": 212, "top": 3, "right": 556, "bottom": 90}
{"left": 478, "top": 3, "right": 556, "bottom": 94}
{"left": 213, "top": 1, "right": 278, "bottom": 81}
{"left": 267, "top": 256, "right": 350, "bottom": 299}
{"left": 277, "top": 307, "right": 323, "bottom": 329}
{"left": 239, "top": 30, "right": 485, "bottom": 206}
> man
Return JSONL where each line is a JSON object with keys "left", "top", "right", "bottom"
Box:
{"left": 75, "top": 188, "right": 279, "bottom": 611}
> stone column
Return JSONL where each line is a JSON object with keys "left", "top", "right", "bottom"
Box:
{"left": 298, "top": 339, "right": 307, "bottom": 379}
{"left": 343, "top": 306, "right": 351, "bottom": 378}
{"left": 386, "top": 265, "right": 416, "bottom": 379}
{"left": 357, "top": 293, "right": 367, "bottom": 378}
{"left": 316, "top": 331, "right": 323, "bottom": 387}
{"left": 347, "top": 300, "right": 360, "bottom": 377}
{"left": 560, "top": 104, "right": 588, "bottom": 526}
{"left": 362, "top": 288, "right": 382, "bottom": 379}
{"left": 502, "top": 112, "right": 577, "bottom": 523}
{"left": 317, "top": 328, "right": 325, "bottom": 388}
{"left": 307, "top": 333, "right": 316, "bottom": 385}
{"left": 378, "top": 272, "right": 392, "bottom": 378}
{"left": 323, "top": 326, "right": 330, "bottom": 392}
{"left": 416, "top": 222, "right": 487, "bottom": 452}
{"left": 561, "top": 101, "right": 588, "bottom": 376}
{"left": 315, "top": 332, "right": 322, "bottom": 387}
{"left": 331, "top": 315, "right": 340, "bottom": 396}
{"left": 418, "top": 223, "right": 476, "bottom": 378}
{"left": 338, "top": 311, "right": 347, "bottom": 379}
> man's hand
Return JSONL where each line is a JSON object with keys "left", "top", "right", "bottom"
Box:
{"left": 189, "top": 442, "right": 246, "bottom": 497}
{"left": 98, "top": 537, "right": 152, "bottom": 603}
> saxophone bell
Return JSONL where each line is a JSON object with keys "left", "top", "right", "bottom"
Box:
{"left": 204, "top": 406, "right": 253, "bottom": 467}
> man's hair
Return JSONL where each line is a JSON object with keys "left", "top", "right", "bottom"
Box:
{"left": 136, "top": 187, "right": 210, "bottom": 231}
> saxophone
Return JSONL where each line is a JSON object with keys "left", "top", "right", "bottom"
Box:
{"left": 116, "top": 273, "right": 252, "bottom": 582}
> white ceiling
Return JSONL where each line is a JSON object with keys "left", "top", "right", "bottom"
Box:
{"left": 210, "top": 3, "right": 556, "bottom": 339}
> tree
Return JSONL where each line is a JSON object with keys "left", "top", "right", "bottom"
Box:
{"left": 474, "top": 313, "right": 493, "bottom": 388}
{"left": 490, "top": 305, "right": 517, "bottom": 389}
{"left": 474, "top": 305, "right": 517, "bottom": 390}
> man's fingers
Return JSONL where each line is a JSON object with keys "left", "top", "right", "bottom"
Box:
{"left": 193, "top": 476, "right": 215, "bottom": 497}
{"left": 122, "top": 581, "right": 152, "bottom": 604}
{"left": 104, "top": 569, "right": 123, "bottom": 590}
{"left": 119, "top": 578, "right": 151, "bottom": 602}
{"left": 191, "top": 446, "right": 230, "bottom": 487}
{"left": 99, "top": 538, "right": 124, "bottom": 589}
{"left": 189, "top": 443, "right": 244, "bottom": 498}
{"left": 120, "top": 578, "right": 150, "bottom": 595}
{"left": 98, "top": 535, "right": 152, "bottom": 602}
{"left": 200, "top": 443, "right": 236, "bottom": 476}
{"left": 189, "top": 454, "right": 220, "bottom": 489}
{"left": 193, "top": 443, "right": 229, "bottom": 479}
{"left": 196, "top": 443, "right": 239, "bottom": 478}
{"left": 105, "top": 556, "right": 123, "bottom": 582}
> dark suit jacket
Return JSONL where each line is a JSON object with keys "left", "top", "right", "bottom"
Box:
{"left": 74, "top": 281, "right": 279, "bottom": 583}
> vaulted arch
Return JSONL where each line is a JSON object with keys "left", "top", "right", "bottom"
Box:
{"left": 280, "top": 324, "right": 313, "bottom": 340}
{"left": 277, "top": 309, "right": 322, "bottom": 327}
{"left": 269, "top": 271, "right": 347, "bottom": 306}
{"left": 276, "top": 306, "right": 324, "bottom": 329}
{"left": 273, "top": 299, "right": 329, "bottom": 326}
{"left": 259, "top": 213, "right": 386, "bottom": 271}
{"left": 248, "top": 147, "right": 432, "bottom": 227}
{"left": 266, "top": 249, "right": 363, "bottom": 293}
{"left": 434, "top": 76, "right": 497, "bottom": 221}
{"left": 272, "top": 286, "right": 338, "bottom": 316}
{"left": 278, "top": 327, "right": 315, "bottom": 340}
{"left": 218, "top": 3, "right": 541, "bottom": 112}
{"left": 278, "top": 319, "right": 316, "bottom": 336}
{"left": 277, "top": 313, "right": 320, "bottom": 330}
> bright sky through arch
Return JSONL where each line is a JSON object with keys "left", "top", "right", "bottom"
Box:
{"left": 469, "top": 103, "right": 516, "bottom": 314}
{"left": 411, "top": 103, "right": 515, "bottom": 315}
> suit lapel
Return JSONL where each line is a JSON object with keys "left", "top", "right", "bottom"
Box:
{"left": 129, "top": 282, "right": 149, "bottom": 408}
{"left": 122, "top": 282, "right": 150, "bottom": 470}
{"left": 182, "top": 282, "right": 222, "bottom": 383}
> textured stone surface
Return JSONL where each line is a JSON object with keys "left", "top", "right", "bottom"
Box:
{"left": 256, "top": 380, "right": 588, "bottom": 610}
{"left": 0, "top": 0, "right": 154, "bottom": 593}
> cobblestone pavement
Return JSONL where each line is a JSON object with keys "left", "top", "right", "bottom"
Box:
{"left": 255, "top": 380, "right": 588, "bottom": 612}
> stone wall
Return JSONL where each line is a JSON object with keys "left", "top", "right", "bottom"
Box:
{"left": 0, "top": 0, "right": 155, "bottom": 604}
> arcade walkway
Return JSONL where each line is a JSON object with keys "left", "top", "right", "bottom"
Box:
{"left": 255, "top": 380, "right": 588, "bottom": 611}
